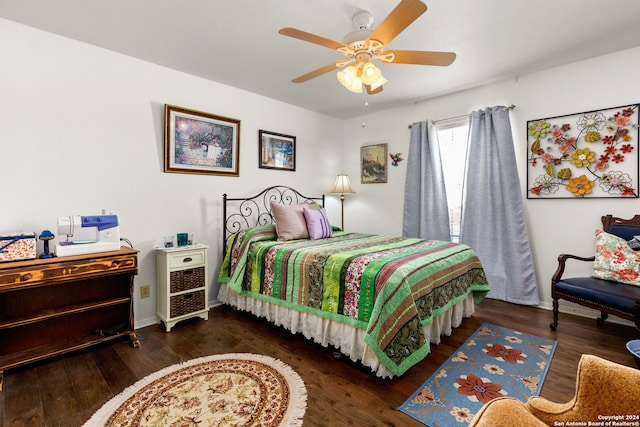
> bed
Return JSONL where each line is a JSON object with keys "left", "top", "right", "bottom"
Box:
{"left": 217, "top": 186, "right": 490, "bottom": 378}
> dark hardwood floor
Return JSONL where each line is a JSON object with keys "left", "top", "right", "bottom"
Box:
{"left": 1, "top": 298, "right": 637, "bottom": 426}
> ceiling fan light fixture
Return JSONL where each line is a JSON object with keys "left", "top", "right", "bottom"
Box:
{"left": 360, "top": 61, "right": 382, "bottom": 85}
{"left": 369, "top": 74, "right": 388, "bottom": 91}
{"left": 280, "top": 0, "right": 456, "bottom": 95}
{"left": 346, "top": 77, "right": 363, "bottom": 93}
{"left": 337, "top": 65, "right": 363, "bottom": 93}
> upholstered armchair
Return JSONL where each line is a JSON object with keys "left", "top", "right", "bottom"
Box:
{"left": 469, "top": 354, "right": 640, "bottom": 426}
{"left": 527, "top": 354, "right": 640, "bottom": 425}
{"left": 468, "top": 397, "right": 546, "bottom": 427}
{"left": 550, "top": 214, "right": 640, "bottom": 335}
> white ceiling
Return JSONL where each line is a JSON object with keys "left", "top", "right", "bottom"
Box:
{"left": 3, "top": 0, "right": 640, "bottom": 119}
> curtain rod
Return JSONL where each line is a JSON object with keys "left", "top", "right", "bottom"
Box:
{"left": 408, "top": 104, "right": 516, "bottom": 128}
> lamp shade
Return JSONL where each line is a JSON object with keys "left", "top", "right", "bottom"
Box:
{"left": 336, "top": 66, "right": 363, "bottom": 93}
{"left": 331, "top": 174, "right": 355, "bottom": 194}
{"left": 360, "top": 62, "right": 382, "bottom": 85}
{"left": 369, "top": 74, "right": 388, "bottom": 91}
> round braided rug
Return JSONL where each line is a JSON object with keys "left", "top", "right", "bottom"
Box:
{"left": 84, "top": 353, "right": 307, "bottom": 427}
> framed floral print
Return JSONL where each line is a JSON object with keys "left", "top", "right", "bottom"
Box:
{"left": 526, "top": 104, "right": 639, "bottom": 198}
{"left": 360, "top": 143, "right": 388, "bottom": 183}
{"left": 164, "top": 104, "right": 240, "bottom": 176}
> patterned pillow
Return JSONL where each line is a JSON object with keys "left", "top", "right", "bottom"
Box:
{"left": 303, "top": 207, "right": 332, "bottom": 240}
{"left": 592, "top": 229, "right": 640, "bottom": 285}
{"left": 270, "top": 202, "right": 309, "bottom": 241}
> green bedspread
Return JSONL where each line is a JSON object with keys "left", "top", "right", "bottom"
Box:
{"left": 219, "top": 225, "right": 489, "bottom": 376}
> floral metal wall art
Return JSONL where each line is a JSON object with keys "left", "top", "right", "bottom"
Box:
{"left": 527, "top": 104, "right": 639, "bottom": 199}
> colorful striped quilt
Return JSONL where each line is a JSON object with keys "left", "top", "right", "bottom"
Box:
{"left": 219, "top": 225, "right": 490, "bottom": 376}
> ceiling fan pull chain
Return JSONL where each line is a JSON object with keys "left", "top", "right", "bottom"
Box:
{"left": 362, "top": 96, "right": 369, "bottom": 128}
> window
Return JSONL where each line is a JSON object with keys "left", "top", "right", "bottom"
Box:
{"left": 436, "top": 119, "right": 469, "bottom": 242}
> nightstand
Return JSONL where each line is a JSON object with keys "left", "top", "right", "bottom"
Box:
{"left": 156, "top": 244, "right": 208, "bottom": 332}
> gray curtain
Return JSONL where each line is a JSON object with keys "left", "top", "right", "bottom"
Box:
{"left": 460, "top": 106, "right": 539, "bottom": 305}
{"left": 402, "top": 120, "right": 451, "bottom": 241}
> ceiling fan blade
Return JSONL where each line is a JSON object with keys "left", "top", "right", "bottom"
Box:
{"left": 365, "top": 84, "right": 384, "bottom": 95}
{"left": 382, "top": 50, "right": 456, "bottom": 66}
{"left": 279, "top": 27, "right": 345, "bottom": 51}
{"left": 367, "top": 0, "right": 427, "bottom": 46}
{"left": 291, "top": 62, "right": 341, "bottom": 83}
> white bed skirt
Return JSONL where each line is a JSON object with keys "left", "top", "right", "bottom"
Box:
{"left": 218, "top": 283, "right": 475, "bottom": 378}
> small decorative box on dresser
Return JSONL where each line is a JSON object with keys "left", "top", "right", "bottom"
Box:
{"left": 156, "top": 244, "right": 209, "bottom": 332}
{"left": 0, "top": 247, "right": 139, "bottom": 390}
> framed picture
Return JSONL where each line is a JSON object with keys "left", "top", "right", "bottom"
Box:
{"left": 360, "top": 143, "right": 388, "bottom": 183}
{"left": 258, "top": 130, "right": 296, "bottom": 171}
{"left": 164, "top": 104, "right": 240, "bottom": 176}
{"left": 526, "top": 104, "right": 639, "bottom": 198}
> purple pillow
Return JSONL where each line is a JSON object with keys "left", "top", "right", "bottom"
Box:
{"left": 303, "top": 207, "right": 332, "bottom": 240}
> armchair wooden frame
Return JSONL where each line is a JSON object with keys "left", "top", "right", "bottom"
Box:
{"left": 550, "top": 214, "right": 640, "bottom": 335}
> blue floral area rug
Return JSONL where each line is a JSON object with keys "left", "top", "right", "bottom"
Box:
{"left": 399, "top": 323, "right": 557, "bottom": 426}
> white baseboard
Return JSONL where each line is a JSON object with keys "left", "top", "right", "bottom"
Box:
{"left": 135, "top": 299, "right": 635, "bottom": 330}
{"left": 134, "top": 316, "right": 159, "bottom": 329}
{"left": 537, "top": 300, "right": 635, "bottom": 328}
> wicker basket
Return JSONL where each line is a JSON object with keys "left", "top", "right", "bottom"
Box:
{"left": 169, "top": 267, "right": 205, "bottom": 293}
{"left": 170, "top": 289, "right": 205, "bottom": 317}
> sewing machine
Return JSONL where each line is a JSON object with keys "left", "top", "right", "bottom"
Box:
{"left": 54, "top": 215, "right": 121, "bottom": 257}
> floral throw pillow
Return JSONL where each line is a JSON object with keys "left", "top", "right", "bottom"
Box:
{"left": 592, "top": 229, "right": 640, "bottom": 286}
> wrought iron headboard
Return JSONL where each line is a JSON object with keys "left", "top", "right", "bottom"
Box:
{"left": 223, "top": 186, "right": 325, "bottom": 255}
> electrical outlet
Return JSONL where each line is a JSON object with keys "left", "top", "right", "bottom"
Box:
{"left": 140, "top": 284, "right": 151, "bottom": 299}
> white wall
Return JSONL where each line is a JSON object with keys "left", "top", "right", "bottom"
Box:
{"left": 4, "top": 16, "right": 640, "bottom": 329}
{"left": 0, "top": 19, "right": 344, "bottom": 327}
{"left": 343, "top": 46, "right": 640, "bottom": 322}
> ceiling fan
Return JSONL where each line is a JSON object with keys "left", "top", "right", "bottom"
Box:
{"left": 278, "top": 0, "right": 456, "bottom": 95}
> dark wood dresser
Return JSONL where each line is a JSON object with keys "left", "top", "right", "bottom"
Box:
{"left": 0, "top": 247, "right": 139, "bottom": 390}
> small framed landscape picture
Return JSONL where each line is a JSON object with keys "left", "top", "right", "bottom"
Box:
{"left": 259, "top": 130, "right": 296, "bottom": 171}
{"left": 164, "top": 104, "right": 240, "bottom": 176}
{"left": 360, "top": 143, "right": 388, "bottom": 183}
